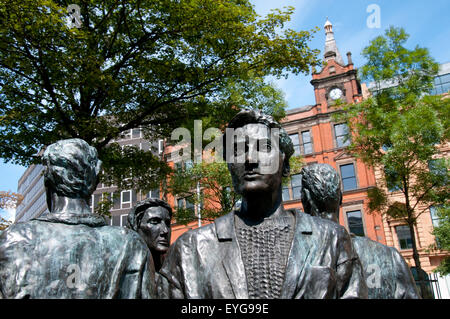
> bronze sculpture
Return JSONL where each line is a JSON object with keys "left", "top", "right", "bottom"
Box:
{"left": 127, "top": 198, "right": 172, "bottom": 272}
{"left": 157, "top": 110, "right": 368, "bottom": 299}
{"left": 0, "top": 139, "right": 155, "bottom": 298}
{"left": 301, "top": 163, "right": 420, "bottom": 299}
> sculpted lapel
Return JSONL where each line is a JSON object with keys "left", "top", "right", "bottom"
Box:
{"left": 215, "top": 212, "right": 249, "bottom": 299}
{"left": 280, "top": 212, "right": 313, "bottom": 298}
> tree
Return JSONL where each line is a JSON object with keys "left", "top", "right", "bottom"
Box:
{"left": 0, "top": 190, "right": 23, "bottom": 230}
{"left": 168, "top": 155, "right": 303, "bottom": 224}
{"left": 432, "top": 206, "right": 450, "bottom": 276}
{"left": 0, "top": 191, "right": 23, "bottom": 210}
{"left": 0, "top": 0, "right": 319, "bottom": 193}
{"left": 335, "top": 26, "right": 450, "bottom": 298}
{"left": 168, "top": 161, "right": 238, "bottom": 224}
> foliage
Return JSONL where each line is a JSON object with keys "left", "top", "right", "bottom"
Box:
{"left": 0, "top": 191, "right": 23, "bottom": 230}
{"left": 282, "top": 155, "right": 305, "bottom": 186}
{"left": 0, "top": 191, "right": 23, "bottom": 209}
{"left": 334, "top": 26, "right": 449, "bottom": 298}
{"left": 167, "top": 160, "right": 240, "bottom": 225}
{"left": 432, "top": 206, "right": 450, "bottom": 275}
{"left": 0, "top": 216, "right": 11, "bottom": 231}
{"left": 0, "top": 0, "right": 319, "bottom": 192}
{"left": 335, "top": 26, "right": 448, "bottom": 223}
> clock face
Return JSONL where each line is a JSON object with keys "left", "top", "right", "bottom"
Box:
{"left": 330, "top": 88, "right": 343, "bottom": 100}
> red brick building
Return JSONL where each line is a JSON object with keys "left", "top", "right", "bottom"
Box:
{"left": 280, "top": 19, "right": 386, "bottom": 244}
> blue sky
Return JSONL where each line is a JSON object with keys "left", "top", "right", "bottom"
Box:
{"left": 1, "top": 0, "right": 449, "bottom": 221}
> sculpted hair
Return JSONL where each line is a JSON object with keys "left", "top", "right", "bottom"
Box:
{"left": 301, "top": 163, "right": 342, "bottom": 214}
{"left": 127, "top": 198, "right": 173, "bottom": 231}
{"left": 222, "top": 109, "right": 295, "bottom": 167}
{"left": 42, "top": 138, "right": 102, "bottom": 199}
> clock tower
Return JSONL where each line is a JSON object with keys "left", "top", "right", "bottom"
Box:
{"left": 310, "top": 18, "right": 363, "bottom": 113}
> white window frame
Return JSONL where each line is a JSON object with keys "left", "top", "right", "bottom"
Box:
{"left": 158, "top": 139, "right": 164, "bottom": 155}
{"left": 121, "top": 190, "right": 132, "bottom": 209}
{"left": 120, "top": 214, "right": 128, "bottom": 227}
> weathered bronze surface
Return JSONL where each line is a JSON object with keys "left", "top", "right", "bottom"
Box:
{"left": 0, "top": 139, "right": 155, "bottom": 299}
{"left": 157, "top": 110, "right": 368, "bottom": 299}
{"left": 127, "top": 198, "right": 172, "bottom": 273}
{"left": 301, "top": 163, "right": 420, "bottom": 299}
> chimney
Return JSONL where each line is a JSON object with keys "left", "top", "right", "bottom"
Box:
{"left": 347, "top": 52, "right": 353, "bottom": 65}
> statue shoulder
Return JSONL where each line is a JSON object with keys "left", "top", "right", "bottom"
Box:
{"left": 173, "top": 221, "right": 218, "bottom": 247}
{"left": 300, "top": 212, "right": 349, "bottom": 237}
{"left": 0, "top": 220, "right": 44, "bottom": 244}
{"left": 97, "top": 225, "right": 148, "bottom": 247}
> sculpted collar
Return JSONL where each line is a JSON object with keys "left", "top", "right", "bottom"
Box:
{"left": 36, "top": 213, "right": 107, "bottom": 227}
{"left": 214, "top": 209, "right": 313, "bottom": 241}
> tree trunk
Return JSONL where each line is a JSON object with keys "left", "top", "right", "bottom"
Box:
{"left": 408, "top": 220, "right": 432, "bottom": 299}
{"left": 403, "top": 177, "right": 432, "bottom": 299}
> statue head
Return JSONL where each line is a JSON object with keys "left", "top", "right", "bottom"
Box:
{"left": 301, "top": 163, "right": 342, "bottom": 223}
{"left": 127, "top": 198, "right": 172, "bottom": 253}
{"left": 42, "top": 138, "right": 102, "bottom": 203}
{"left": 222, "top": 109, "right": 294, "bottom": 198}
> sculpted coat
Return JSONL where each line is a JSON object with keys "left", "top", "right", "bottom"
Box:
{"left": 157, "top": 210, "right": 368, "bottom": 299}
{"left": 352, "top": 236, "right": 420, "bottom": 299}
{"left": 0, "top": 213, "right": 156, "bottom": 299}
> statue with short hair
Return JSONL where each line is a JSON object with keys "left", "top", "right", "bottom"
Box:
{"left": 157, "top": 110, "right": 368, "bottom": 299}
{"left": 0, "top": 139, "right": 155, "bottom": 299}
{"left": 127, "top": 198, "right": 172, "bottom": 272}
{"left": 301, "top": 163, "right": 420, "bottom": 299}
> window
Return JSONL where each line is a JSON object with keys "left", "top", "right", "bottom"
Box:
{"left": 430, "top": 206, "right": 443, "bottom": 228}
{"left": 177, "top": 196, "right": 196, "bottom": 218}
{"left": 282, "top": 184, "right": 291, "bottom": 202}
{"left": 334, "top": 123, "right": 350, "bottom": 148}
{"left": 291, "top": 174, "right": 302, "bottom": 200}
{"left": 92, "top": 193, "right": 101, "bottom": 212}
{"left": 301, "top": 131, "right": 313, "bottom": 155}
{"left": 158, "top": 139, "right": 164, "bottom": 155}
{"left": 346, "top": 210, "right": 365, "bottom": 237}
{"left": 428, "top": 159, "right": 448, "bottom": 185}
{"left": 121, "top": 129, "right": 132, "bottom": 140}
{"left": 289, "top": 134, "right": 301, "bottom": 156}
{"left": 113, "top": 192, "right": 120, "bottom": 210}
{"left": 396, "top": 225, "right": 413, "bottom": 250}
{"left": 430, "top": 206, "right": 445, "bottom": 248}
{"left": 432, "top": 73, "right": 450, "bottom": 95}
{"left": 185, "top": 159, "right": 194, "bottom": 170}
{"left": 121, "top": 214, "right": 128, "bottom": 227}
{"left": 121, "top": 190, "right": 131, "bottom": 209}
{"left": 385, "top": 166, "right": 402, "bottom": 192}
{"left": 185, "top": 196, "right": 195, "bottom": 213}
{"left": 282, "top": 174, "right": 302, "bottom": 201}
{"left": 132, "top": 128, "right": 141, "bottom": 139}
{"left": 112, "top": 215, "right": 121, "bottom": 226}
{"left": 148, "top": 188, "right": 160, "bottom": 199}
{"left": 110, "top": 214, "right": 129, "bottom": 227}
{"left": 340, "top": 163, "right": 357, "bottom": 191}
{"left": 174, "top": 160, "right": 193, "bottom": 172}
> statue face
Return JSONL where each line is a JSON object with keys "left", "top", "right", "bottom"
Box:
{"left": 228, "top": 123, "right": 285, "bottom": 197}
{"left": 137, "top": 206, "right": 171, "bottom": 253}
